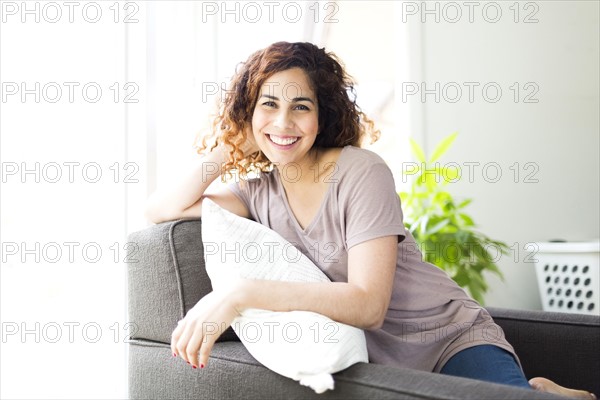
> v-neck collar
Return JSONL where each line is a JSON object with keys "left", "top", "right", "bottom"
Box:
{"left": 274, "top": 146, "right": 348, "bottom": 234}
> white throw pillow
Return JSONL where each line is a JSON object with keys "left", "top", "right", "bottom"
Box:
{"left": 201, "top": 198, "right": 368, "bottom": 393}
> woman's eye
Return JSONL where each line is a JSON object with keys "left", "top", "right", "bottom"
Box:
{"left": 294, "top": 104, "right": 309, "bottom": 111}
{"left": 263, "top": 101, "right": 276, "bottom": 107}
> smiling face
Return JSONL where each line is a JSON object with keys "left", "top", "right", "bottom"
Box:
{"left": 251, "top": 67, "right": 319, "bottom": 168}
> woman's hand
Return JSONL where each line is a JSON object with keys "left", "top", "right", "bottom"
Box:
{"left": 171, "top": 288, "right": 242, "bottom": 369}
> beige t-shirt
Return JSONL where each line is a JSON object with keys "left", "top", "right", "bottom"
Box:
{"left": 228, "top": 145, "right": 519, "bottom": 373}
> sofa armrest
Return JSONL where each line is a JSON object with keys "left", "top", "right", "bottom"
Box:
{"left": 488, "top": 307, "right": 600, "bottom": 396}
{"left": 126, "top": 218, "right": 237, "bottom": 344}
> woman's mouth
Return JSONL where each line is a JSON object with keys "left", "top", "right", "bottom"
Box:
{"left": 267, "top": 134, "right": 300, "bottom": 147}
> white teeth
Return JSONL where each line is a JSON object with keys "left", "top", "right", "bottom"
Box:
{"left": 269, "top": 135, "right": 298, "bottom": 146}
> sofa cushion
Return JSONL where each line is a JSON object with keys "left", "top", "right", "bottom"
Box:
{"left": 128, "top": 339, "right": 564, "bottom": 400}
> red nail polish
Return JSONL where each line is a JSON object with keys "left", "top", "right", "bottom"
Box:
{"left": 200, "top": 364, "right": 205, "bottom": 369}
{"left": 173, "top": 353, "right": 177, "bottom": 357}
{"left": 186, "top": 361, "right": 190, "bottom": 364}
{"left": 192, "top": 365, "right": 197, "bottom": 369}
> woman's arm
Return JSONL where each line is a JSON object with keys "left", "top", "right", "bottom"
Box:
{"left": 144, "top": 144, "right": 250, "bottom": 223}
{"left": 171, "top": 235, "right": 398, "bottom": 368}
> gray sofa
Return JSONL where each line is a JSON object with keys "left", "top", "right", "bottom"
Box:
{"left": 126, "top": 218, "right": 600, "bottom": 399}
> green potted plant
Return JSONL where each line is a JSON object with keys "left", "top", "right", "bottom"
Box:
{"left": 399, "top": 132, "right": 508, "bottom": 304}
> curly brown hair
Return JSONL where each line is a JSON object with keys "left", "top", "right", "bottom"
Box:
{"left": 196, "top": 41, "right": 380, "bottom": 178}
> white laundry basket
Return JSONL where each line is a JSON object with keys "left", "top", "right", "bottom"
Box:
{"left": 534, "top": 241, "right": 599, "bottom": 315}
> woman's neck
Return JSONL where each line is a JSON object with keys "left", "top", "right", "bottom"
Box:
{"left": 276, "top": 147, "right": 342, "bottom": 191}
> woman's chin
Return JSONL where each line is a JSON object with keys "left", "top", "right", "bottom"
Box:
{"left": 259, "top": 147, "right": 303, "bottom": 166}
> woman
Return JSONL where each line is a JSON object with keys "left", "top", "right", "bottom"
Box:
{"left": 145, "top": 41, "right": 594, "bottom": 399}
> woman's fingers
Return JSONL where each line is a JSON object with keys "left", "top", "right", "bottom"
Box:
{"left": 170, "top": 319, "right": 185, "bottom": 358}
{"left": 172, "top": 318, "right": 197, "bottom": 363}
{"left": 177, "top": 319, "right": 200, "bottom": 365}
{"left": 198, "top": 327, "right": 219, "bottom": 368}
{"left": 171, "top": 315, "right": 213, "bottom": 368}
{"left": 170, "top": 290, "right": 238, "bottom": 369}
{"left": 186, "top": 324, "right": 207, "bottom": 368}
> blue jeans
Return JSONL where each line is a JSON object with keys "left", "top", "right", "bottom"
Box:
{"left": 440, "top": 345, "right": 532, "bottom": 389}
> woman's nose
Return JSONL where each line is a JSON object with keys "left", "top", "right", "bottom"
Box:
{"left": 273, "top": 109, "right": 293, "bottom": 129}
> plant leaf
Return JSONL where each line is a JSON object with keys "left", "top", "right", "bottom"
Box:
{"left": 426, "top": 219, "right": 450, "bottom": 235}
{"left": 442, "top": 166, "right": 461, "bottom": 182}
{"left": 409, "top": 138, "right": 426, "bottom": 163}
{"left": 459, "top": 213, "right": 475, "bottom": 227}
{"left": 429, "top": 131, "right": 458, "bottom": 163}
{"left": 458, "top": 198, "right": 472, "bottom": 209}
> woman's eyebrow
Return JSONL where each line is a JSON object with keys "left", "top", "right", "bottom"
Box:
{"left": 259, "top": 94, "right": 315, "bottom": 104}
{"left": 292, "top": 96, "right": 315, "bottom": 104}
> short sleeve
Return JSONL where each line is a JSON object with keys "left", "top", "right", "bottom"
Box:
{"left": 227, "top": 181, "right": 250, "bottom": 213}
{"left": 342, "top": 162, "right": 406, "bottom": 250}
{"left": 226, "top": 176, "right": 271, "bottom": 223}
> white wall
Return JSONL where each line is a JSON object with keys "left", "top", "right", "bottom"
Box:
{"left": 412, "top": 1, "right": 599, "bottom": 309}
